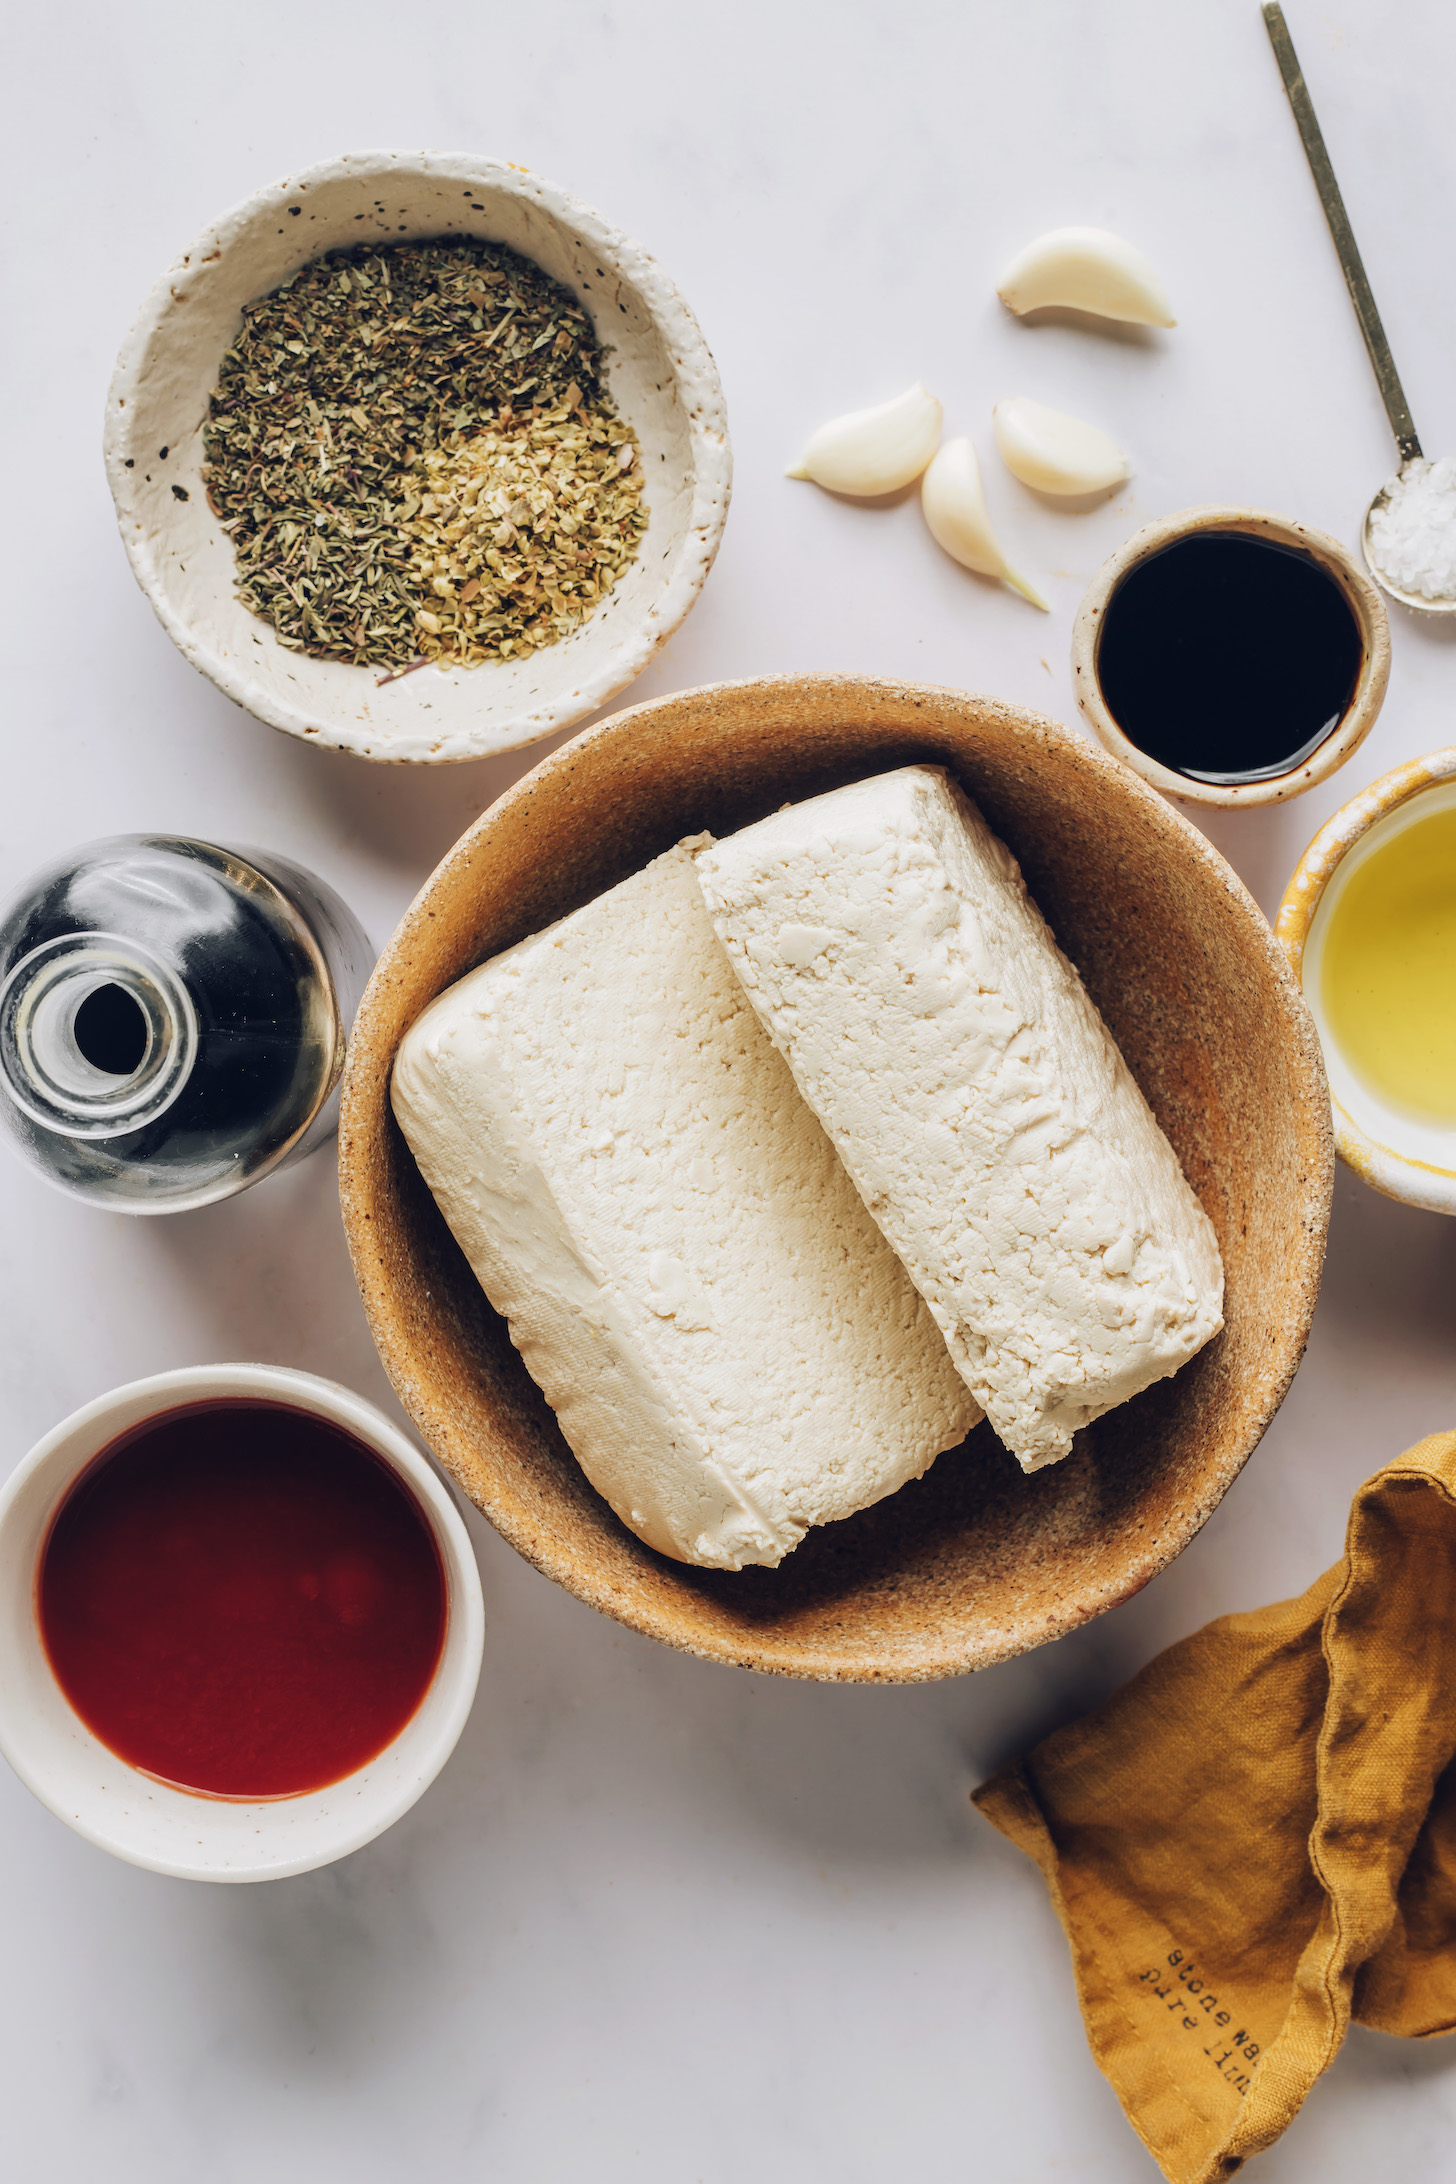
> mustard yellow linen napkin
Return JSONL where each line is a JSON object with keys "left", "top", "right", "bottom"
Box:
{"left": 974, "top": 1431, "right": 1456, "bottom": 2183}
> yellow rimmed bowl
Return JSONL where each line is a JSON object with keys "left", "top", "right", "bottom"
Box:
{"left": 1277, "top": 748, "right": 1456, "bottom": 1214}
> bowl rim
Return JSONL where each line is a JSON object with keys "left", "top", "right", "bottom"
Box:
{"left": 1071, "top": 504, "right": 1390, "bottom": 810}
{"left": 338, "top": 670, "right": 1334, "bottom": 1681}
{"left": 1276, "top": 745, "right": 1456, "bottom": 1214}
{"left": 0, "top": 1361, "right": 485, "bottom": 1880}
{"left": 102, "top": 148, "right": 732, "bottom": 766}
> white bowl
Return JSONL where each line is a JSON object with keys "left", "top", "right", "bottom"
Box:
{"left": 1277, "top": 748, "right": 1456, "bottom": 1214}
{"left": 103, "top": 151, "right": 731, "bottom": 764}
{"left": 0, "top": 1363, "right": 484, "bottom": 1881}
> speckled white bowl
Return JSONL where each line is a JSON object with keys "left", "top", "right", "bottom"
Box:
{"left": 1277, "top": 748, "right": 1456, "bottom": 1214}
{"left": 0, "top": 1363, "right": 484, "bottom": 1881}
{"left": 103, "top": 151, "right": 731, "bottom": 764}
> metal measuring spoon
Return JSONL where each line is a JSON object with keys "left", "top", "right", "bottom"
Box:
{"left": 1265, "top": 4, "right": 1456, "bottom": 614}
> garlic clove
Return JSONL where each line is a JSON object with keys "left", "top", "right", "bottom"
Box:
{"left": 786, "top": 383, "right": 943, "bottom": 496}
{"left": 995, "top": 227, "right": 1176, "bottom": 328}
{"left": 992, "top": 397, "right": 1130, "bottom": 496}
{"left": 921, "top": 437, "right": 1049, "bottom": 610}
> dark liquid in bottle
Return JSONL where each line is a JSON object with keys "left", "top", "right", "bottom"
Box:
{"left": 73, "top": 984, "right": 149, "bottom": 1074}
{"left": 38, "top": 1401, "right": 446, "bottom": 1799}
{"left": 1096, "top": 532, "right": 1363, "bottom": 785}
{"left": 0, "top": 838, "right": 374, "bottom": 1211}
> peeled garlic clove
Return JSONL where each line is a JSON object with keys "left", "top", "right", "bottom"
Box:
{"left": 921, "top": 437, "right": 1048, "bottom": 610}
{"left": 993, "top": 397, "right": 1130, "bottom": 496}
{"left": 786, "top": 383, "right": 943, "bottom": 496}
{"left": 995, "top": 227, "right": 1175, "bottom": 328}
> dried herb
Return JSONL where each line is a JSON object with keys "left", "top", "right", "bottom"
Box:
{"left": 200, "top": 236, "right": 644, "bottom": 669}
{"left": 404, "top": 403, "right": 646, "bottom": 663}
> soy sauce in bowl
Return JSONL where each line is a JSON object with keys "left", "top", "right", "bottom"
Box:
{"left": 1096, "top": 531, "right": 1365, "bottom": 786}
{"left": 37, "top": 1400, "right": 446, "bottom": 1799}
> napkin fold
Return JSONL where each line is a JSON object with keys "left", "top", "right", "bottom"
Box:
{"left": 974, "top": 1431, "right": 1456, "bottom": 2184}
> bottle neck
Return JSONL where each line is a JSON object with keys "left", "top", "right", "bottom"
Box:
{"left": 0, "top": 933, "right": 197, "bottom": 1141}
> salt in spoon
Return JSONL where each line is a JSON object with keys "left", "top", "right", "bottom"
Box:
{"left": 1264, "top": 3, "right": 1456, "bottom": 614}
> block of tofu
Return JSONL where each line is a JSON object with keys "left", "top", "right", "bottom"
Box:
{"left": 390, "top": 843, "right": 979, "bottom": 1571}
{"left": 692, "top": 766, "right": 1224, "bottom": 1471}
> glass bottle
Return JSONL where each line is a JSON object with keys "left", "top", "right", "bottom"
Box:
{"left": 0, "top": 836, "right": 374, "bottom": 1212}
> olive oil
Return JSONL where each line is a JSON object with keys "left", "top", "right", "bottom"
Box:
{"left": 1320, "top": 805, "right": 1456, "bottom": 1122}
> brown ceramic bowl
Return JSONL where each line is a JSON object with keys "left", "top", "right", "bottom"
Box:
{"left": 338, "top": 675, "right": 1333, "bottom": 1682}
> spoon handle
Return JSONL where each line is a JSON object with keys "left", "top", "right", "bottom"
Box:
{"left": 1263, "top": 3, "right": 1422, "bottom": 464}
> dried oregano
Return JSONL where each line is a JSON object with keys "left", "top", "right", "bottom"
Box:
{"left": 405, "top": 406, "right": 645, "bottom": 663}
{"left": 200, "top": 236, "right": 645, "bottom": 670}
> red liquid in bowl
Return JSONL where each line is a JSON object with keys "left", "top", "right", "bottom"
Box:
{"left": 37, "top": 1400, "right": 447, "bottom": 1799}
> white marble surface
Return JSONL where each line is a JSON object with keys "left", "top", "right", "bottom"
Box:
{"left": 4, "top": 0, "right": 1456, "bottom": 2174}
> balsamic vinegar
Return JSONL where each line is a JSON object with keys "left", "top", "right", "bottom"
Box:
{"left": 1097, "top": 532, "right": 1363, "bottom": 785}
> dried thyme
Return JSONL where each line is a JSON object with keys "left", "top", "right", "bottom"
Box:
{"left": 201, "top": 236, "right": 645, "bottom": 669}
